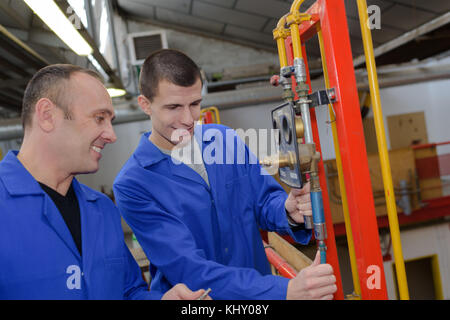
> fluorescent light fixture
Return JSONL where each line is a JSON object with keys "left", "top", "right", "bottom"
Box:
{"left": 24, "top": 0, "right": 93, "bottom": 56}
{"left": 107, "top": 88, "right": 127, "bottom": 98}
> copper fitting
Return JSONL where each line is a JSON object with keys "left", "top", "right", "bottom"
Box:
{"left": 295, "top": 116, "right": 304, "bottom": 139}
{"left": 260, "top": 151, "right": 296, "bottom": 169}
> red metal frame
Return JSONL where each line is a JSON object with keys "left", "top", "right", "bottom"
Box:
{"left": 411, "top": 141, "right": 450, "bottom": 150}
{"left": 282, "top": 0, "right": 388, "bottom": 299}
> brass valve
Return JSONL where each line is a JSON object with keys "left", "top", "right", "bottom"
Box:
{"left": 260, "top": 151, "right": 296, "bottom": 169}
{"left": 295, "top": 116, "right": 304, "bottom": 139}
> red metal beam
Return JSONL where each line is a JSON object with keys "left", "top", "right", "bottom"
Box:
{"left": 316, "top": 0, "right": 388, "bottom": 299}
{"left": 283, "top": 0, "right": 388, "bottom": 299}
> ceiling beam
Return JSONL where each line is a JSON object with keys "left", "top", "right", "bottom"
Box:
{"left": 0, "top": 0, "right": 30, "bottom": 30}
{"left": 0, "top": 77, "right": 29, "bottom": 89}
{"left": 54, "top": 0, "right": 125, "bottom": 89}
{"left": 123, "top": 14, "right": 278, "bottom": 54}
{"left": 0, "top": 92, "right": 22, "bottom": 111}
{"left": 353, "top": 11, "right": 450, "bottom": 67}
{"left": 7, "top": 26, "right": 68, "bottom": 50}
{"left": 0, "top": 23, "right": 49, "bottom": 69}
{"left": 0, "top": 55, "right": 32, "bottom": 77}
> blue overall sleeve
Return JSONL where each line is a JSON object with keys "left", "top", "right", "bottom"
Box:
{"left": 114, "top": 182, "right": 290, "bottom": 300}
{"left": 122, "top": 243, "right": 163, "bottom": 300}
{"left": 235, "top": 131, "right": 312, "bottom": 244}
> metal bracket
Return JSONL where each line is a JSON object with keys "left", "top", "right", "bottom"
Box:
{"left": 307, "top": 88, "right": 337, "bottom": 108}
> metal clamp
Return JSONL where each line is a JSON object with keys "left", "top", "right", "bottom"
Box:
{"left": 307, "top": 88, "right": 337, "bottom": 108}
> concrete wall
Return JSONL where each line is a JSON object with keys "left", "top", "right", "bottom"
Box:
{"left": 125, "top": 19, "right": 279, "bottom": 76}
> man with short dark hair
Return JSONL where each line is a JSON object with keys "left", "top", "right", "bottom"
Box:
{"left": 114, "top": 50, "right": 337, "bottom": 300}
{"left": 0, "top": 64, "right": 207, "bottom": 300}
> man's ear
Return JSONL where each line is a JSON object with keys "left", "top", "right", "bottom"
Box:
{"left": 137, "top": 95, "right": 152, "bottom": 117}
{"left": 34, "top": 98, "right": 58, "bottom": 132}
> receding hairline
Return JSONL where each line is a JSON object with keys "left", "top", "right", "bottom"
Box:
{"left": 49, "top": 70, "right": 106, "bottom": 109}
{"left": 23, "top": 69, "right": 107, "bottom": 131}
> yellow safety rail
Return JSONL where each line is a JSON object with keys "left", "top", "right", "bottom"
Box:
{"left": 356, "top": 0, "right": 409, "bottom": 299}
{"left": 200, "top": 106, "right": 221, "bottom": 124}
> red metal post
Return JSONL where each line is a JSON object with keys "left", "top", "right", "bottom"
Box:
{"left": 313, "top": 0, "right": 387, "bottom": 299}
{"left": 281, "top": 0, "right": 389, "bottom": 299}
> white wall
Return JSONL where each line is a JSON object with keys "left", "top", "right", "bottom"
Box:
{"left": 383, "top": 222, "right": 450, "bottom": 300}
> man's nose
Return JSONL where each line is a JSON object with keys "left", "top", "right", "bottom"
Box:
{"left": 103, "top": 122, "right": 117, "bottom": 143}
{"left": 180, "top": 106, "right": 194, "bottom": 125}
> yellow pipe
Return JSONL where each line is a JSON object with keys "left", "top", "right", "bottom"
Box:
{"left": 317, "top": 26, "right": 361, "bottom": 299}
{"left": 290, "top": 22, "right": 303, "bottom": 60}
{"left": 356, "top": 0, "right": 409, "bottom": 300}
{"left": 200, "top": 106, "right": 221, "bottom": 124}
{"left": 206, "top": 106, "right": 221, "bottom": 124}
{"left": 273, "top": 14, "right": 290, "bottom": 68}
{"left": 276, "top": 38, "right": 288, "bottom": 68}
{"left": 288, "top": 0, "right": 306, "bottom": 60}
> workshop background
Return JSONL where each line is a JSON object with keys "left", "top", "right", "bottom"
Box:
{"left": 0, "top": 0, "right": 449, "bottom": 300}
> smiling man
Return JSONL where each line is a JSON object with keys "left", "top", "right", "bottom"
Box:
{"left": 113, "top": 50, "right": 337, "bottom": 300}
{"left": 0, "top": 64, "right": 207, "bottom": 300}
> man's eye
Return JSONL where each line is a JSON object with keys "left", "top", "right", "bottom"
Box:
{"left": 96, "top": 116, "right": 105, "bottom": 123}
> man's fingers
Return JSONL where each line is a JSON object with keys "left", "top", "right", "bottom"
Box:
{"left": 173, "top": 284, "right": 205, "bottom": 300}
{"left": 290, "top": 182, "right": 311, "bottom": 196}
{"left": 191, "top": 289, "right": 207, "bottom": 300}
{"left": 296, "top": 202, "right": 311, "bottom": 211}
{"left": 309, "top": 263, "right": 334, "bottom": 277}
{"left": 312, "top": 250, "right": 321, "bottom": 266}
{"left": 309, "top": 275, "right": 336, "bottom": 289}
{"left": 310, "top": 284, "right": 337, "bottom": 299}
{"left": 289, "top": 211, "right": 311, "bottom": 224}
{"left": 175, "top": 283, "right": 193, "bottom": 297}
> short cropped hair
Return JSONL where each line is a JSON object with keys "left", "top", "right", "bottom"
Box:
{"left": 139, "top": 49, "right": 202, "bottom": 101}
{"left": 21, "top": 64, "right": 103, "bottom": 129}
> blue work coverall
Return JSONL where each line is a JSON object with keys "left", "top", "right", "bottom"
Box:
{"left": 113, "top": 124, "right": 312, "bottom": 300}
{"left": 0, "top": 151, "right": 161, "bottom": 300}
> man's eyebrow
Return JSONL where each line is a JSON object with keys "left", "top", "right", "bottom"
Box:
{"left": 192, "top": 99, "right": 202, "bottom": 104}
{"left": 94, "top": 109, "right": 115, "bottom": 121}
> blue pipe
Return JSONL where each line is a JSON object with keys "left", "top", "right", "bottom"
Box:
{"left": 311, "top": 191, "right": 327, "bottom": 264}
{"left": 311, "top": 191, "right": 325, "bottom": 224}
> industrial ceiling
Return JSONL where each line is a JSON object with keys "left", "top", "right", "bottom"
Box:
{"left": 0, "top": 0, "right": 449, "bottom": 119}
{"left": 115, "top": 0, "right": 450, "bottom": 59}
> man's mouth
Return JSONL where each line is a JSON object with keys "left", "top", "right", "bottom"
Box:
{"left": 91, "top": 146, "right": 103, "bottom": 154}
